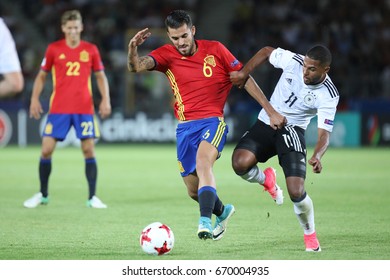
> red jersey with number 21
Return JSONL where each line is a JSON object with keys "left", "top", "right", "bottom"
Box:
{"left": 41, "top": 39, "right": 104, "bottom": 114}
{"left": 149, "top": 40, "right": 242, "bottom": 121}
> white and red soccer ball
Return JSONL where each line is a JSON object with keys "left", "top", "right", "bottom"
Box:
{"left": 140, "top": 222, "right": 174, "bottom": 255}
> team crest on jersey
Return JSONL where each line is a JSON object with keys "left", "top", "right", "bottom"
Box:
{"left": 304, "top": 93, "right": 315, "bottom": 106}
{"left": 80, "top": 50, "right": 89, "bottom": 62}
{"left": 204, "top": 55, "right": 216, "bottom": 67}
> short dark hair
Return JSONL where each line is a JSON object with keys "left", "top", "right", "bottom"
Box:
{"left": 165, "top": 10, "right": 193, "bottom": 30}
{"left": 306, "top": 45, "right": 332, "bottom": 66}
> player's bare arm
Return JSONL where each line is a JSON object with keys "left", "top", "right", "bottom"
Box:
{"left": 230, "top": 46, "right": 275, "bottom": 89}
{"left": 308, "top": 128, "right": 330, "bottom": 173}
{"left": 0, "top": 72, "right": 24, "bottom": 97}
{"left": 29, "top": 70, "right": 47, "bottom": 120}
{"left": 95, "top": 71, "right": 111, "bottom": 119}
{"left": 243, "top": 76, "right": 287, "bottom": 129}
{"left": 127, "top": 28, "right": 155, "bottom": 72}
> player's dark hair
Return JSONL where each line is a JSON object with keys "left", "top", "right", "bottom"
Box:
{"left": 61, "top": 10, "right": 82, "bottom": 25}
{"left": 165, "top": 10, "right": 192, "bottom": 30}
{"left": 306, "top": 45, "right": 332, "bottom": 66}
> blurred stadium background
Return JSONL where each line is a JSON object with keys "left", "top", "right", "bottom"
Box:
{"left": 1, "top": 0, "right": 389, "bottom": 147}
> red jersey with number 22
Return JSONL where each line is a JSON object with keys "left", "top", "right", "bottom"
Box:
{"left": 41, "top": 39, "right": 104, "bottom": 114}
{"left": 149, "top": 40, "right": 242, "bottom": 121}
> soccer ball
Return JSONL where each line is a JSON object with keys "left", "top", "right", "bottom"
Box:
{"left": 140, "top": 222, "right": 174, "bottom": 255}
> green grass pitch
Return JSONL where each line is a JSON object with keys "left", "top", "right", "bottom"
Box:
{"left": 0, "top": 144, "right": 389, "bottom": 260}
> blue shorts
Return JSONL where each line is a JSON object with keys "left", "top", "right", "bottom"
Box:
{"left": 42, "top": 114, "right": 100, "bottom": 141}
{"left": 176, "top": 117, "right": 228, "bottom": 177}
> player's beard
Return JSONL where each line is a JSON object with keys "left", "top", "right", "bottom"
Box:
{"left": 178, "top": 40, "right": 196, "bottom": 56}
{"left": 304, "top": 74, "right": 323, "bottom": 85}
{"left": 303, "top": 76, "right": 312, "bottom": 84}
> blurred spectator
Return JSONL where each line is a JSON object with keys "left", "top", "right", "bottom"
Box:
{"left": 2, "top": 0, "right": 389, "bottom": 114}
{"left": 227, "top": 0, "right": 390, "bottom": 113}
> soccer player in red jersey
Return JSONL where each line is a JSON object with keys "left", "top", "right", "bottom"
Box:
{"left": 128, "top": 10, "right": 286, "bottom": 240}
{"left": 24, "top": 10, "right": 111, "bottom": 209}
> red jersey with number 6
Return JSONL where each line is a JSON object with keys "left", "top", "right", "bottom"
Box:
{"left": 40, "top": 39, "right": 104, "bottom": 114}
{"left": 149, "top": 40, "right": 242, "bottom": 121}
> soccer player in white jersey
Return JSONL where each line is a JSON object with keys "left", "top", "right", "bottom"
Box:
{"left": 0, "top": 17, "right": 24, "bottom": 97}
{"left": 230, "top": 45, "right": 339, "bottom": 252}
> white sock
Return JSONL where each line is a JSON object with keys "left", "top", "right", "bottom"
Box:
{"left": 293, "top": 194, "right": 315, "bottom": 235}
{"left": 240, "top": 166, "right": 266, "bottom": 184}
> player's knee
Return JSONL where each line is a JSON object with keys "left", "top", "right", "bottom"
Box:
{"left": 289, "top": 187, "right": 305, "bottom": 201}
{"left": 81, "top": 146, "right": 95, "bottom": 158}
{"left": 83, "top": 150, "right": 95, "bottom": 159}
{"left": 231, "top": 151, "right": 251, "bottom": 175}
{"left": 81, "top": 138, "right": 95, "bottom": 158}
{"left": 286, "top": 178, "right": 306, "bottom": 200}
{"left": 41, "top": 147, "right": 53, "bottom": 158}
{"left": 195, "top": 159, "right": 208, "bottom": 174}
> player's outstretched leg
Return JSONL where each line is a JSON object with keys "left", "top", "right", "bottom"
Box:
{"left": 212, "top": 204, "right": 235, "bottom": 241}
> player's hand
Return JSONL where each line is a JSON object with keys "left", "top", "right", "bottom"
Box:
{"left": 308, "top": 157, "right": 322, "bottom": 174}
{"left": 128, "top": 28, "right": 151, "bottom": 49}
{"left": 269, "top": 112, "right": 287, "bottom": 130}
{"left": 99, "top": 101, "right": 111, "bottom": 119}
{"left": 230, "top": 71, "right": 249, "bottom": 89}
{"left": 29, "top": 99, "right": 43, "bottom": 119}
